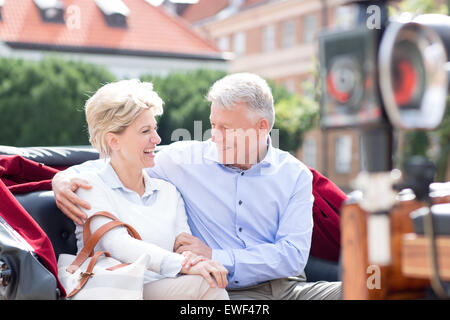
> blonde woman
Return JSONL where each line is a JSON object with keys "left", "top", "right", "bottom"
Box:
{"left": 71, "top": 79, "right": 229, "bottom": 300}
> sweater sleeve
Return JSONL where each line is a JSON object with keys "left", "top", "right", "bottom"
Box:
{"left": 75, "top": 173, "right": 185, "bottom": 276}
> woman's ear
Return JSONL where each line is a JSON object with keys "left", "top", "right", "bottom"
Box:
{"left": 105, "top": 132, "right": 120, "bottom": 152}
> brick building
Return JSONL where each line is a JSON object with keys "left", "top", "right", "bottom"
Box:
{"left": 177, "top": 0, "right": 363, "bottom": 191}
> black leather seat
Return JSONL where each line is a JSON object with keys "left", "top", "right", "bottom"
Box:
{"left": 0, "top": 145, "right": 99, "bottom": 259}
{"left": 14, "top": 191, "right": 77, "bottom": 258}
{"left": 1, "top": 145, "right": 340, "bottom": 282}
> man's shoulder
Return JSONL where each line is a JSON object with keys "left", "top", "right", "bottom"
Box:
{"left": 272, "top": 147, "right": 312, "bottom": 178}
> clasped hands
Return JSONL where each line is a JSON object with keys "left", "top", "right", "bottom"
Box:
{"left": 175, "top": 232, "right": 228, "bottom": 289}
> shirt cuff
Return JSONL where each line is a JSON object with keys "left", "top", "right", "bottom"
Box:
{"left": 211, "top": 249, "right": 235, "bottom": 278}
{"left": 159, "top": 253, "right": 184, "bottom": 278}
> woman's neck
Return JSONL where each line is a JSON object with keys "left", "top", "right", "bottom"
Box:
{"left": 109, "top": 158, "right": 145, "bottom": 197}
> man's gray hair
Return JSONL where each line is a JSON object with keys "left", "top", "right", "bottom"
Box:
{"left": 206, "top": 73, "right": 275, "bottom": 130}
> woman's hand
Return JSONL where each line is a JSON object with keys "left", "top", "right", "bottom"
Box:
{"left": 181, "top": 251, "right": 206, "bottom": 270}
{"left": 181, "top": 259, "right": 228, "bottom": 289}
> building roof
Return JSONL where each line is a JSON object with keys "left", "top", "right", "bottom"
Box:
{"left": 181, "top": 0, "right": 272, "bottom": 24}
{"left": 181, "top": 0, "right": 229, "bottom": 23}
{"left": 0, "top": 0, "right": 223, "bottom": 59}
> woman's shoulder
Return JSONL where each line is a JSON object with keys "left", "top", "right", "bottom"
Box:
{"left": 74, "top": 171, "right": 105, "bottom": 187}
{"left": 148, "top": 177, "right": 179, "bottom": 195}
{"left": 74, "top": 171, "right": 111, "bottom": 199}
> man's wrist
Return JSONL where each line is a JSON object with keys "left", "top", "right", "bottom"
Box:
{"left": 211, "top": 249, "right": 235, "bottom": 276}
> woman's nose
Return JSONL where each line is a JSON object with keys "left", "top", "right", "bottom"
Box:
{"left": 151, "top": 131, "right": 161, "bottom": 145}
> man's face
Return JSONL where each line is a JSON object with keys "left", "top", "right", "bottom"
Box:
{"left": 209, "top": 102, "right": 268, "bottom": 166}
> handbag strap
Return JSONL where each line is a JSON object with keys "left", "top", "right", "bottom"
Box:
{"left": 82, "top": 211, "right": 122, "bottom": 245}
{"left": 66, "top": 250, "right": 111, "bottom": 298}
{"left": 66, "top": 218, "right": 141, "bottom": 274}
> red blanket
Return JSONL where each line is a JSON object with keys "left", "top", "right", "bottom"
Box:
{"left": 309, "top": 168, "right": 346, "bottom": 262}
{"left": 0, "top": 155, "right": 345, "bottom": 299}
{"left": 0, "top": 155, "right": 65, "bottom": 296}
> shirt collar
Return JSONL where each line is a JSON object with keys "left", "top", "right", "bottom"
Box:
{"left": 98, "top": 159, "right": 160, "bottom": 197}
{"left": 203, "top": 136, "right": 277, "bottom": 168}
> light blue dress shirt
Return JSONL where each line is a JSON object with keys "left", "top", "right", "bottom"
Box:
{"left": 70, "top": 138, "right": 314, "bottom": 289}
{"left": 147, "top": 139, "right": 314, "bottom": 289}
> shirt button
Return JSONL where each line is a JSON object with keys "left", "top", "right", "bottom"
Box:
{"left": 238, "top": 200, "right": 243, "bottom": 205}
{"left": 238, "top": 227, "right": 243, "bottom": 232}
{"left": 235, "top": 281, "right": 239, "bottom": 284}
{"left": 241, "top": 172, "right": 244, "bottom": 176}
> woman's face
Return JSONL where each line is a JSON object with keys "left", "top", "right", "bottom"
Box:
{"left": 109, "top": 109, "right": 161, "bottom": 169}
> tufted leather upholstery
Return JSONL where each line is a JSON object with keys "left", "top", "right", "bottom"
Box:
{"left": 1, "top": 145, "right": 340, "bottom": 281}
{"left": 14, "top": 191, "right": 77, "bottom": 258}
{"left": 0, "top": 145, "right": 100, "bottom": 167}
{"left": 0, "top": 145, "right": 100, "bottom": 259}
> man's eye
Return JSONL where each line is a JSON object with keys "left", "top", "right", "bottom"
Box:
{"left": 142, "top": 130, "right": 149, "bottom": 133}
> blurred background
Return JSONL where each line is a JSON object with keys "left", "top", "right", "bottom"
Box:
{"left": 0, "top": 0, "right": 448, "bottom": 192}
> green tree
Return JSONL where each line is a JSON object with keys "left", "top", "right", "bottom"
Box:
{"left": 0, "top": 57, "right": 115, "bottom": 147}
{"left": 141, "top": 69, "right": 226, "bottom": 145}
{"left": 394, "top": 0, "right": 448, "bottom": 15}
{"left": 142, "top": 70, "right": 317, "bottom": 152}
{"left": 271, "top": 81, "right": 319, "bottom": 153}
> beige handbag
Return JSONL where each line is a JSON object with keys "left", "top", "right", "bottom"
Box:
{"left": 58, "top": 211, "right": 149, "bottom": 300}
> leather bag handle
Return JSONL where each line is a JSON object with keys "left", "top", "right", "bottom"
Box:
{"left": 67, "top": 214, "right": 141, "bottom": 274}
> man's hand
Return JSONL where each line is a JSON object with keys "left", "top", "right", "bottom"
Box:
{"left": 52, "top": 172, "right": 92, "bottom": 225}
{"left": 174, "top": 233, "right": 212, "bottom": 259}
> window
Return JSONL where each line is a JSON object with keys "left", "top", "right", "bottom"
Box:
{"left": 95, "top": 0, "right": 130, "bottom": 28}
{"left": 334, "top": 5, "right": 357, "bottom": 29}
{"left": 33, "top": 0, "right": 65, "bottom": 23}
{"left": 302, "top": 137, "right": 317, "bottom": 169}
{"left": 282, "top": 20, "right": 296, "bottom": 48}
{"left": 217, "top": 36, "right": 230, "bottom": 52}
{"left": 335, "top": 135, "right": 352, "bottom": 174}
{"left": 302, "top": 14, "right": 318, "bottom": 44}
{"left": 233, "top": 32, "right": 246, "bottom": 56}
{"left": 263, "top": 25, "right": 276, "bottom": 52}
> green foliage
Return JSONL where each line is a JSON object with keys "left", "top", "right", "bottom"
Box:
{"left": 142, "top": 70, "right": 316, "bottom": 152}
{"left": 435, "top": 99, "right": 450, "bottom": 180}
{"left": 396, "top": 0, "right": 448, "bottom": 15}
{"left": 141, "top": 69, "right": 227, "bottom": 145}
{"left": 0, "top": 57, "right": 115, "bottom": 147}
{"left": 271, "top": 82, "right": 319, "bottom": 153}
{"left": 0, "top": 59, "right": 315, "bottom": 154}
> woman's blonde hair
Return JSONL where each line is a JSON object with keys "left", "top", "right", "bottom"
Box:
{"left": 84, "top": 79, "right": 163, "bottom": 158}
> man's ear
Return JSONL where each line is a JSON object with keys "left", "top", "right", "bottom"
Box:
{"left": 258, "top": 118, "right": 270, "bottom": 132}
{"left": 105, "top": 132, "right": 120, "bottom": 152}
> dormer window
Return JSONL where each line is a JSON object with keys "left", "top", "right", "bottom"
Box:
{"left": 33, "top": 0, "right": 65, "bottom": 24}
{"left": 95, "top": 0, "right": 130, "bottom": 28}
